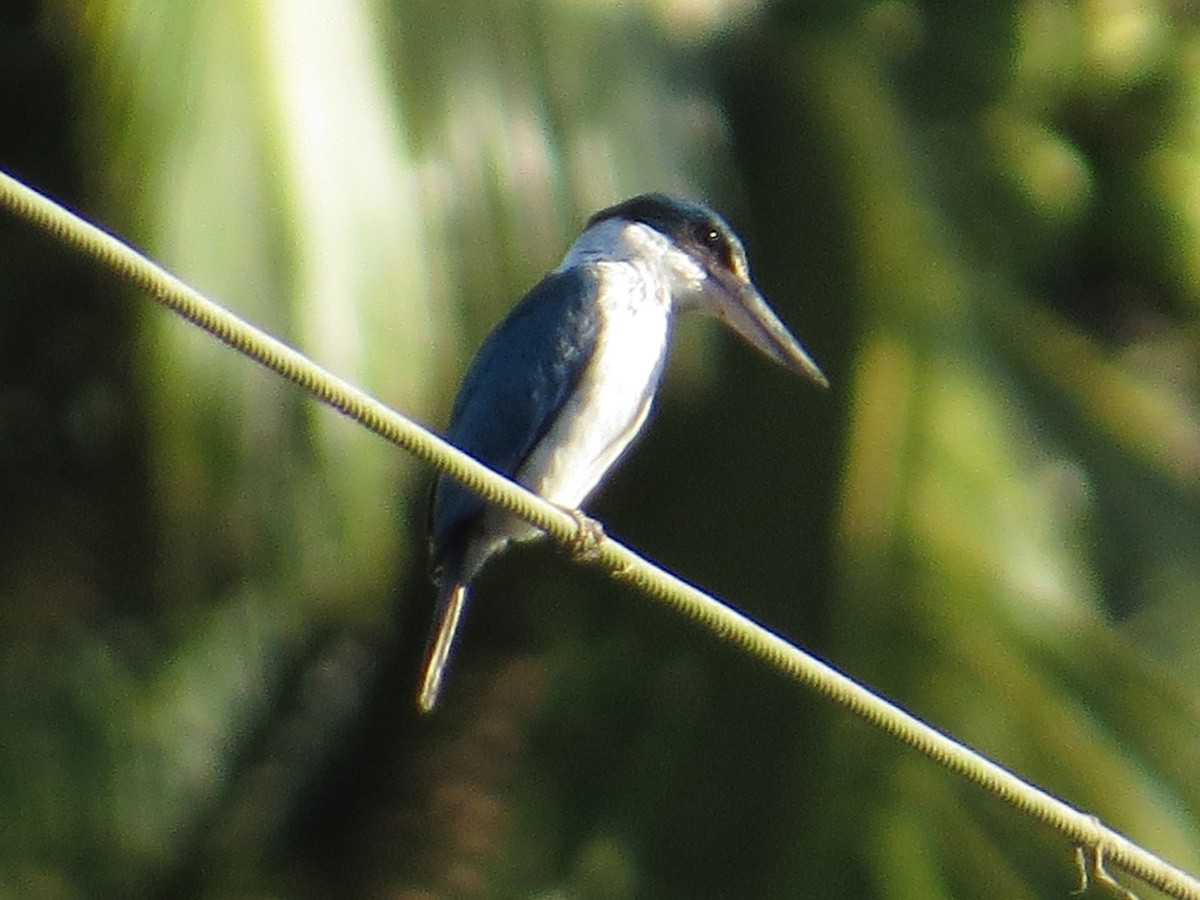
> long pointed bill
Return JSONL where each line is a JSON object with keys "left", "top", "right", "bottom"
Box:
{"left": 712, "top": 274, "right": 829, "bottom": 388}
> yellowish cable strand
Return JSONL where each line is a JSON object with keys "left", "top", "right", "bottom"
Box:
{"left": 1, "top": 168, "right": 1197, "bottom": 900}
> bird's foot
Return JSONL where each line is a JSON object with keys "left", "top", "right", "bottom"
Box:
{"left": 558, "top": 506, "right": 606, "bottom": 561}
{"left": 1072, "top": 818, "right": 1139, "bottom": 900}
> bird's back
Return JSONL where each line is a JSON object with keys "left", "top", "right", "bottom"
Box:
{"left": 429, "top": 265, "right": 603, "bottom": 585}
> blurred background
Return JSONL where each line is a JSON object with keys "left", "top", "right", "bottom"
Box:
{"left": 2, "top": 0, "right": 1199, "bottom": 897}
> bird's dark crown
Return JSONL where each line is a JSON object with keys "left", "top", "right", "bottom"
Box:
{"left": 587, "top": 193, "right": 748, "bottom": 280}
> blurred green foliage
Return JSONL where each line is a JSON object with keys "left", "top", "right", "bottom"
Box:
{"left": 1, "top": 0, "right": 1198, "bottom": 897}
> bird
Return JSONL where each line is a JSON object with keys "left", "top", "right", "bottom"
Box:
{"left": 417, "top": 193, "right": 827, "bottom": 712}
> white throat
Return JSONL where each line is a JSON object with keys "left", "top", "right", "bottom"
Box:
{"left": 558, "top": 218, "right": 707, "bottom": 304}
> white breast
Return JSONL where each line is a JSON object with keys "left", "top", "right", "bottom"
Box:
{"left": 517, "top": 256, "right": 672, "bottom": 508}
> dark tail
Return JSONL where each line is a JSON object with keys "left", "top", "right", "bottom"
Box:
{"left": 416, "top": 582, "right": 469, "bottom": 713}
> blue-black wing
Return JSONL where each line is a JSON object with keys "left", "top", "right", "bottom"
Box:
{"left": 429, "top": 265, "right": 601, "bottom": 577}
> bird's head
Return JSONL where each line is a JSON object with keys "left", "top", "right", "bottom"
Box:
{"left": 582, "top": 193, "right": 828, "bottom": 388}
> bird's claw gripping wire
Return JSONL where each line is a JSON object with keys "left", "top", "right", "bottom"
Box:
{"left": 1073, "top": 818, "right": 1139, "bottom": 900}
{"left": 559, "top": 506, "right": 605, "bottom": 561}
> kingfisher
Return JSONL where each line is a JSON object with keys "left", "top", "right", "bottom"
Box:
{"left": 417, "top": 193, "right": 827, "bottom": 712}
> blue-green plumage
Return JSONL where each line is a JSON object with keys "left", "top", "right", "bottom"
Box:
{"left": 430, "top": 265, "right": 604, "bottom": 583}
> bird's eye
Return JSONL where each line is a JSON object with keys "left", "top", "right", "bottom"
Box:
{"left": 693, "top": 223, "right": 732, "bottom": 268}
